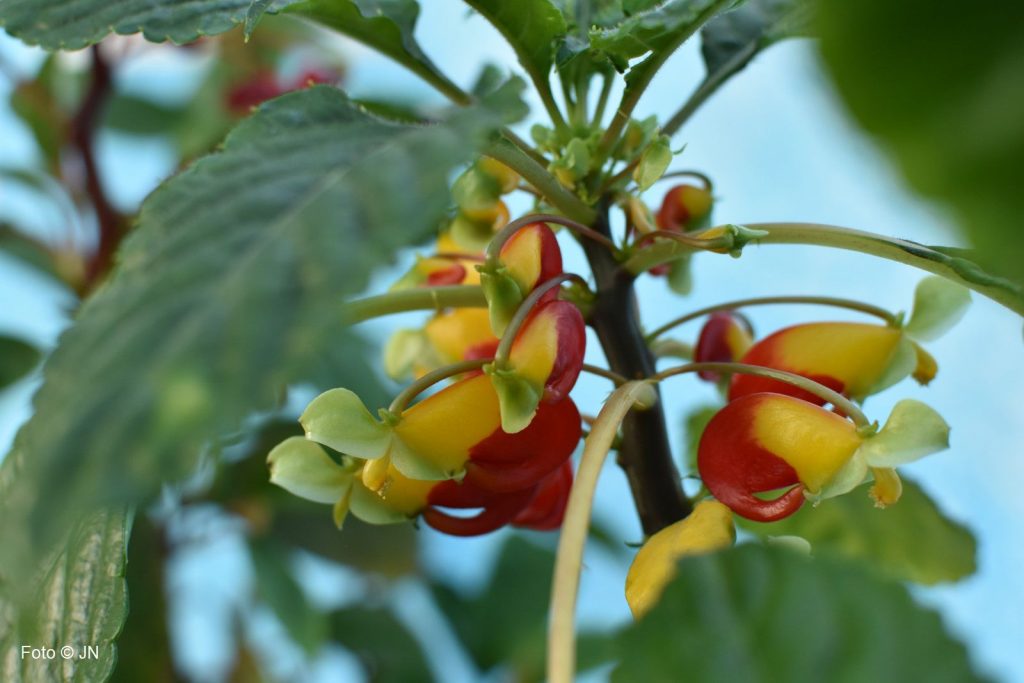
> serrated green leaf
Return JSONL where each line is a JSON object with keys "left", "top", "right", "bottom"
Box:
{"left": 701, "top": 0, "right": 812, "bottom": 75}
{"left": 330, "top": 606, "right": 432, "bottom": 683}
{"left": 905, "top": 276, "right": 971, "bottom": 342}
{"left": 432, "top": 536, "right": 554, "bottom": 680}
{"left": 300, "top": 388, "right": 392, "bottom": 460}
{"left": 464, "top": 1, "right": 567, "bottom": 87}
{"left": 740, "top": 479, "right": 976, "bottom": 585}
{"left": 0, "top": 508, "right": 130, "bottom": 683}
{"left": 0, "top": 0, "right": 295, "bottom": 49}
{"left": 285, "top": 0, "right": 465, "bottom": 102}
{"left": 589, "top": 0, "right": 726, "bottom": 62}
{"left": 613, "top": 544, "right": 988, "bottom": 682}
{"left": 250, "top": 539, "right": 328, "bottom": 654}
{"left": 816, "top": 0, "right": 1024, "bottom": 285}
{"left": 0, "top": 336, "right": 40, "bottom": 389}
{"left": 857, "top": 399, "right": 950, "bottom": 468}
{"left": 0, "top": 84, "right": 522, "bottom": 586}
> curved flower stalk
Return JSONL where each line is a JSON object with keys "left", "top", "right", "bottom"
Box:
{"left": 624, "top": 500, "right": 735, "bottom": 618}
{"left": 729, "top": 276, "right": 971, "bottom": 403}
{"left": 697, "top": 392, "right": 951, "bottom": 521}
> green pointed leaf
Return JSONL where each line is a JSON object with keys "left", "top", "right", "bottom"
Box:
{"left": 330, "top": 606, "right": 431, "bottom": 683}
{"left": 701, "top": 0, "right": 812, "bottom": 75}
{"left": 0, "top": 336, "right": 40, "bottom": 390}
{"left": 857, "top": 399, "right": 950, "bottom": 468}
{"left": 268, "top": 436, "right": 353, "bottom": 504}
{"left": 300, "top": 388, "right": 392, "bottom": 460}
{"left": 464, "top": 1, "right": 567, "bottom": 89}
{"left": 633, "top": 137, "right": 673, "bottom": 191}
{"left": 432, "top": 537, "right": 554, "bottom": 680}
{"left": 613, "top": 545, "right": 988, "bottom": 682}
{"left": 0, "top": 0, "right": 295, "bottom": 49}
{"left": 0, "top": 508, "right": 129, "bottom": 683}
{"left": 286, "top": 0, "right": 466, "bottom": 102}
{"left": 741, "top": 479, "right": 976, "bottom": 584}
{"left": 816, "top": 0, "right": 1024, "bottom": 285}
{"left": 0, "top": 84, "right": 522, "bottom": 586}
{"left": 905, "top": 276, "right": 972, "bottom": 342}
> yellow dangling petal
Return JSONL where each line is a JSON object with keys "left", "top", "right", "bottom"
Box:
{"left": 869, "top": 467, "right": 903, "bottom": 508}
{"left": 625, "top": 500, "right": 735, "bottom": 619}
{"left": 912, "top": 342, "right": 938, "bottom": 386}
{"left": 361, "top": 456, "right": 391, "bottom": 492}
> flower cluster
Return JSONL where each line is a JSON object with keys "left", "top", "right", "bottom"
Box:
{"left": 692, "top": 277, "right": 970, "bottom": 522}
{"left": 268, "top": 166, "right": 587, "bottom": 536}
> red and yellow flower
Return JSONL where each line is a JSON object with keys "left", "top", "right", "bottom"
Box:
{"left": 694, "top": 311, "right": 753, "bottom": 381}
{"left": 480, "top": 221, "right": 564, "bottom": 336}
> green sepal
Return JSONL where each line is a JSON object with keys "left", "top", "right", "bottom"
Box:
{"left": 633, "top": 135, "right": 672, "bottom": 191}
{"left": 486, "top": 365, "right": 542, "bottom": 434}
{"left": 267, "top": 437, "right": 354, "bottom": 505}
{"left": 300, "top": 388, "right": 392, "bottom": 460}
{"left": 332, "top": 485, "right": 355, "bottom": 529}
{"left": 383, "top": 329, "right": 431, "bottom": 380}
{"left": 452, "top": 165, "right": 503, "bottom": 213}
{"left": 479, "top": 263, "right": 525, "bottom": 336}
{"left": 349, "top": 484, "right": 415, "bottom": 526}
{"left": 389, "top": 435, "right": 459, "bottom": 482}
{"left": 723, "top": 223, "right": 770, "bottom": 253}
{"left": 862, "top": 335, "right": 917, "bottom": 399}
{"left": 666, "top": 255, "right": 693, "bottom": 295}
{"left": 855, "top": 399, "right": 951, "bottom": 468}
{"left": 809, "top": 451, "right": 868, "bottom": 503}
{"left": 904, "top": 276, "right": 971, "bottom": 341}
{"left": 450, "top": 211, "right": 498, "bottom": 251}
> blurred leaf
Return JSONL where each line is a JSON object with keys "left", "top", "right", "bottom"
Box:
{"left": 10, "top": 80, "right": 66, "bottom": 172}
{"left": 103, "top": 95, "right": 188, "bottom": 136}
{"left": 0, "top": 0, "right": 299, "bottom": 49}
{"left": 250, "top": 539, "right": 327, "bottom": 654}
{"left": 701, "top": 0, "right": 811, "bottom": 74}
{"left": 464, "top": 1, "right": 567, "bottom": 88}
{"left": 0, "top": 84, "right": 523, "bottom": 586}
{"left": 0, "top": 508, "right": 129, "bottom": 683}
{"left": 433, "top": 536, "right": 554, "bottom": 681}
{"left": 285, "top": 0, "right": 464, "bottom": 101}
{"left": 330, "top": 606, "right": 432, "bottom": 683}
{"left": 109, "top": 516, "right": 176, "bottom": 683}
{"left": 739, "top": 479, "right": 975, "bottom": 585}
{"left": 816, "top": 0, "right": 1024, "bottom": 283}
{"left": 0, "top": 225, "right": 60, "bottom": 280}
{"left": 0, "top": 336, "right": 40, "bottom": 389}
{"left": 613, "top": 544, "right": 988, "bottom": 682}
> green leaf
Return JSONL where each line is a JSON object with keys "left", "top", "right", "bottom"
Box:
{"left": 905, "top": 276, "right": 972, "bottom": 342}
{"left": 856, "top": 399, "right": 950, "bottom": 468}
{"left": 739, "top": 479, "right": 976, "bottom": 585}
{"left": 0, "top": 336, "right": 40, "bottom": 389}
{"left": 330, "top": 606, "right": 432, "bottom": 683}
{"left": 589, "top": 0, "right": 727, "bottom": 63}
{"left": 0, "top": 84, "right": 522, "bottom": 585}
{"left": 613, "top": 544, "right": 988, "bottom": 682}
{"left": 0, "top": 508, "right": 130, "bottom": 683}
{"left": 250, "top": 539, "right": 328, "bottom": 655}
{"left": 432, "top": 536, "right": 554, "bottom": 680}
{"left": 103, "top": 95, "right": 188, "bottom": 137}
{"left": 463, "top": 1, "right": 567, "bottom": 87}
{"left": 300, "top": 388, "right": 392, "bottom": 460}
{"left": 816, "top": 0, "right": 1024, "bottom": 284}
{"left": 285, "top": 0, "right": 467, "bottom": 103}
{"left": 267, "top": 437, "right": 353, "bottom": 504}
{"left": 0, "top": 0, "right": 295, "bottom": 49}
{"left": 700, "top": 0, "right": 812, "bottom": 75}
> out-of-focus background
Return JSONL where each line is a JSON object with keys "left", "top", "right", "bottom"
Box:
{"left": 2, "top": 1, "right": 1021, "bottom": 681}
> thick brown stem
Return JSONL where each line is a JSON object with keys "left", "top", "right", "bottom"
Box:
{"left": 73, "top": 45, "right": 123, "bottom": 290}
{"left": 581, "top": 200, "right": 691, "bottom": 534}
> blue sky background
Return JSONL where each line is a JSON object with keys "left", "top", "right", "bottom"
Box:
{"left": 2, "top": 1, "right": 1022, "bottom": 681}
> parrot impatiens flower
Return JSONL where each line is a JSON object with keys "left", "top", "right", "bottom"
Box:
{"left": 655, "top": 183, "right": 713, "bottom": 233}
{"left": 694, "top": 311, "right": 753, "bottom": 381}
{"left": 697, "top": 392, "right": 951, "bottom": 522}
{"left": 730, "top": 276, "right": 971, "bottom": 403}
{"left": 480, "top": 222, "right": 564, "bottom": 336}
{"left": 625, "top": 500, "right": 735, "bottom": 618}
